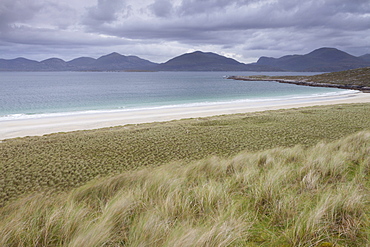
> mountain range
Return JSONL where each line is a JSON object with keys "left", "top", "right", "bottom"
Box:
{"left": 1, "top": 48, "right": 369, "bottom": 72}
{"left": 256, "top": 47, "right": 370, "bottom": 72}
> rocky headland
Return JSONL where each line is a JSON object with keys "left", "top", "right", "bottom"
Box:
{"left": 228, "top": 67, "right": 370, "bottom": 92}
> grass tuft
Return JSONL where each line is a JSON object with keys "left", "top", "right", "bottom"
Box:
{"left": 1, "top": 103, "right": 370, "bottom": 207}
{"left": 1, "top": 131, "right": 370, "bottom": 246}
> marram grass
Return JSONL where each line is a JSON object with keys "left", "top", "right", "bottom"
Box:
{"left": 1, "top": 103, "right": 370, "bottom": 207}
{"left": 1, "top": 131, "right": 369, "bottom": 246}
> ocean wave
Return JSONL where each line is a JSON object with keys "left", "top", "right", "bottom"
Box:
{"left": 0, "top": 90, "right": 359, "bottom": 121}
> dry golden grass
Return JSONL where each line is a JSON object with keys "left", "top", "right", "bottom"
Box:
{"left": 1, "top": 131, "right": 369, "bottom": 246}
{"left": 1, "top": 103, "right": 370, "bottom": 207}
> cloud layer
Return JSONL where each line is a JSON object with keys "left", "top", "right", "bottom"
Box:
{"left": 1, "top": 0, "right": 369, "bottom": 62}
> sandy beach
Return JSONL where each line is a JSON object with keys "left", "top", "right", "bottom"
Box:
{"left": 1, "top": 91, "right": 370, "bottom": 140}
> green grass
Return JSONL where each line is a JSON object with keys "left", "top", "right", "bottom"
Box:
{"left": 1, "top": 131, "right": 369, "bottom": 246}
{"left": 1, "top": 103, "right": 370, "bottom": 207}
{"left": 307, "top": 67, "right": 370, "bottom": 87}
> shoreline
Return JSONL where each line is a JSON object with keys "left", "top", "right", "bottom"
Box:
{"left": 1, "top": 91, "right": 370, "bottom": 140}
{"left": 227, "top": 76, "right": 370, "bottom": 92}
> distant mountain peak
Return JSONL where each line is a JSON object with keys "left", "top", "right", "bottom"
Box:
{"left": 307, "top": 47, "right": 351, "bottom": 57}
{"left": 256, "top": 47, "right": 370, "bottom": 72}
{"left": 108, "top": 52, "right": 122, "bottom": 56}
{"left": 158, "top": 50, "right": 253, "bottom": 71}
{"left": 13, "top": 57, "right": 35, "bottom": 62}
{"left": 1, "top": 48, "right": 369, "bottom": 72}
{"left": 311, "top": 47, "right": 340, "bottom": 52}
{"left": 98, "top": 52, "right": 124, "bottom": 59}
{"left": 187, "top": 51, "right": 226, "bottom": 57}
{"left": 191, "top": 51, "right": 210, "bottom": 55}
{"left": 41, "top": 58, "right": 66, "bottom": 63}
{"left": 92, "top": 52, "right": 156, "bottom": 70}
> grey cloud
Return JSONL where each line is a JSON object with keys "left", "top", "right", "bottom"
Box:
{"left": 0, "top": 0, "right": 42, "bottom": 30}
{"left": 84, "top": 0, "right": 127, "bottom": 24}
{"left": 37, "top": 2, "right": 79, "bottom": 29}
{"left": 1, "top": 0, "right": 370, "bottom": 63}
{"left": 273, "top": 0, "right": 370, "bottom": 29}
{"left": 74, "top": 0, "right": 370, "bottom": 62}
{"left": 86, "top": 0, "right": 370, "bottom": 44}
{"left": 0, "top": 0, "right": 80, "bottom": 37}
{"left": 177, "top": 0, "right": 257, "bottom": 16}
{"left": 2, "top": 25, "right": 129, "bottom": 48}
{"left": 149, "top": 0, "right": 173, "bottom": 17}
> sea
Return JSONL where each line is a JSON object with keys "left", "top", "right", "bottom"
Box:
{"left": 0, "top": 71, "right": 355, "bottom": 121}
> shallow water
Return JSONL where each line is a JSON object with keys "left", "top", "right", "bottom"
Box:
{"left": 0, "top": 71, "right": 351, "bottom": 120}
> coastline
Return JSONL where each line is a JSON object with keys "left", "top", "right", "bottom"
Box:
{"left": 227, "top": 76, "right": 370, "bottom": 92}
{"left": 1, "top": 91, "right": 370, "bottom": 140}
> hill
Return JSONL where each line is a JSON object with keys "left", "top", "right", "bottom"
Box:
{"left": 0, "top": 57, "right": 45, "bottom": 71}
{"left": 40, "top": 58, "right": 76, "bottom": 71}
{"left": 0, "top": 53, "right": 157, "bottom": 71}
{"left": 228, "top": 67, "right": 370, "bottom": 92}
{"left": 1, "top": 48, "right": 370, "bottom": 72}
{"left": 306, "top": 66, "right": 370, "bottom": 87}
{"left": 156, "top": 51, "right": 276, "bottom": 71}
{"left": 67, "top": 57, "right": 97, "bottom": 69}
{"left": 86, "top": 52, "right": 157, "bottom": 71}
{"left": 256, "top": 47, "right": 370, "bottom": 72}
{"left": 359, "top": 54, "right": 370, "bottom": 63}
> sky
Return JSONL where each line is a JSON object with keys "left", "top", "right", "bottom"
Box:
{"left": 0, "top": 0, "right": 369, "bottom": 63}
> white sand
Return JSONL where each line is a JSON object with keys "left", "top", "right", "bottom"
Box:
{"left": 1, "top": 91, "right": 370, "bottom": 140}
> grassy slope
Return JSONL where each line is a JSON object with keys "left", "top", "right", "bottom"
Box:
{"left": 307, "top": 67, "right": 370, "bottom": 87}
{"left": 1, "top": 131, "right": 369, "bottom": 246}
{"left": 255, "top": 67, "right": 370, "bottom": 87}
{"left": 1, "top": 103, "right": 370, "bottom": 207}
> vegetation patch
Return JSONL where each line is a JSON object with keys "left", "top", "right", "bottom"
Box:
{"left": 1, "top": 103, "right": 370, "bottom": 207}
{"left": 272, "top": 67, "right": 370, "bottom": 87}
{"left": 230, "top": 67, "right": 370, "bottom": 91}
{"left": 1, "top": 131, "right": 369, "bottom": 246}
{"left": 306, "top": 67, "right": 370, "bottom": 87}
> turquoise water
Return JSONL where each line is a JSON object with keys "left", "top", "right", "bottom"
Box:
{"left": 0, "top": 71, "right": 351, "bottom": 120}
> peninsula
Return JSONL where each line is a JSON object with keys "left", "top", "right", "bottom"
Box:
{"left": 228, "top": 67, "right": 370, "bottom": 92}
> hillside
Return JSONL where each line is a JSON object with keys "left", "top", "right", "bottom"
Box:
{"left": 156, "top": 51, "right": 276, "bottom": 71}
{"left": 256, "top": 48, "right": 370, "bottom": 72}
{"left": 229, "top": 67, "right": 370, "bottom": 92}
{"left": 307, "top": 67, "right": 370, "bottom": 87}
{"left": 40, "top": 58, "right": 75, "bottom": 70}
{"left": 67, "top": 57, "right": 97, "bottom": 68}
{"left": 359, "top": 54, "right": 370, "bottom": 62}
{"left": 0, "top": 57, "right": 44, "bottom": 71}
{"left": 0, "top": 53, "right": 157, "bottom": 71}
{"left": 1, "top": 131, "right": 369, "bottom": 246}
{"left": 87, "top": 52, "right": 157, "bottom": 71}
